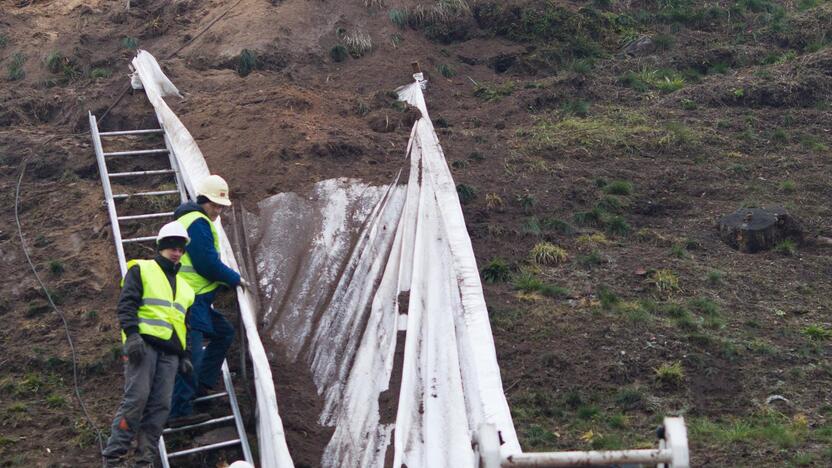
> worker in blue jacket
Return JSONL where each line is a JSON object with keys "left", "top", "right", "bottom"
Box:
{"left": 168, "top": 175, "right": 250, "bottom": 424}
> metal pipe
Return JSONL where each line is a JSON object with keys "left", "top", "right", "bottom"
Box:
{"left": 99, "top": 128, "right": 164, "bottom": 136}
{"left": 103, "top": 148, "right": 169, "bottom": 157}
{"left": 117, "top": 212, "right": 174, "bottom": 221}
{"left": 167, "top": 439, "right": 241, "bottom": 458}
{"left": 192, "top": 392, "right": 228, "bottom": 404}
{"left": 122, "top": 236, "right": 157, "bottom": 244}
{"left": 109, "top": 169, "right": 175, "bottom": 177}
{"left": 162, "top": 415, "right": 235, "bottom": 435}
{"left": 503, "top": 449, "right": 673, "bottom": 466}
{"left": 113, "top": 189, "right": 180, "bottom": 199}
{"left": 222, "top": 360, "right": 254, "bottom": 463}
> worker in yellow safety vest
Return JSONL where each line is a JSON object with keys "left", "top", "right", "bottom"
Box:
{"left": 168, "top": 174, "right": 250, "bottom": 424}
{"left": 102, "top": 222, "right": 195, "bottom": 468}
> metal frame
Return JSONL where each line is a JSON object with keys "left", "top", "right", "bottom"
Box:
{"left": 475, "top": 417, "right": 689, "bottom": 468}
{"left": 91, "top": 111, "right": 253, "bottom": 467}
{"left": 89, "top": 112, "right": 128, "bottom": 276}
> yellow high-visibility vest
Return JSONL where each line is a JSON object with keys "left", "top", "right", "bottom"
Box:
{"left": 177, "top": 211, "right": 223, "bottom": 295}
{"left": 120, "top": 259, "right": 194, "bottom": 351}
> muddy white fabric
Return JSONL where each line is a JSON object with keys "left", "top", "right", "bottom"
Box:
{"left": 132, "top": 50, "right": 519, "bottom": 467}
{"left": 246, "top": 82, "right": 520, "bottom": 466}
{"left": 131, "top": 50, "right": 294, "bottom": 468}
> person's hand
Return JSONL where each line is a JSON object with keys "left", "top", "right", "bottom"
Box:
{"left": 124, "top": 334, "right": 145, "bottom": 365}
{"left": 239, "top": 278, "right": 252, "bottom": 290}
{"left": 179, "top": 357, "right": 194, "bottom": 376}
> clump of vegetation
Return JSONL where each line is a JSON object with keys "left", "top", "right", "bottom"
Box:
{"left": 620, "top": 68, "right": 685, "bottom": 93}
{"left": 389, "top": 8, "right": 409, "bottom": 28}
{"left": 562, "top": 99, "right": 590, "bottom": 117}
{"left": 49, "top": 261, "right": 64, "bottom": 275}
{"left": 7, "top": 52, "right": 26, "bottom": 81}
{"left": 485, "top": 193, "right": 504, "bottom": 210}
{"left": 456, "top": 183, "right": 477, "bottom": 204}
{"left": 513, "top": 272, "right": 570, "bottom": 298}
{"left": 774, "top": 239, "right": 797, "bottom": 256}
{"left": 330, "top": 45, "right": 348, "bottom": 62}
{"left": 473, "top": 81, "right": 516, "bottom": 101}
{"left": 802, "top": 325, "right": 832, "bottom": 341}
{"left": 652, "top": 269, "right": 680, "bottom": 294}
{"left": 121, "top": 36, "right": 139, "bottom": 50}
{"left": 340, "top": 30, "right": 374, "bottom": 58}
{"left": 236, "top": 49, "right": 257, "bottom": 77}
{"left": 0, "top": 34, "right": 8, "bottom": 48}
{"left": 530, "top": 242, "right": 567, "bottom": 265}
{"left": 481, "top": 257, "right": 511, "bottom": 283}
{"left": 437, "top": 63, "right": 456, "bottom": 78}
{"left": 89, "top": 68, "right": 112, "bottom": 80}
{"left": 654, "top": 361, "right": 685, "bottom": 387}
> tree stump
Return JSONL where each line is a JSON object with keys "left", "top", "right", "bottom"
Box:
{"left": 717, "top": 207, "right": 802, "bottom": 253}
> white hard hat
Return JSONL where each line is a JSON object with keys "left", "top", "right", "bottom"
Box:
{"left": 156, "top": 221, "right": 190, "bottom": 245}
{"left": 228, "top": 462, "right": 254, "bottom": 468}
{"left": 196, "top": 174, "right": 232, "bottom": 206}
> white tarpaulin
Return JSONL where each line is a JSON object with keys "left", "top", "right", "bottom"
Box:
{"left": 247, "top": 82, "right": 520, "bottom": 465}
{"left": 132, "top": 50, "right": 519, "bottom": 467}
{"left": 131, "top": 50, "right": 294, "bottom": 468}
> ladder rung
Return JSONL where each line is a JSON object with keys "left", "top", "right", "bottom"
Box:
{"left": 118, "top": 212, "right": 173, "bottom": 221}
{"left": 167, "top": 439, "right": 241, "bottom": 458}
{"left": 99, "top": 129, "right": 164, "bottom": 136}
{"left": 104, "top": 148, "right": 169, "bottom": 157}
{"left": 122, "top": 236, "right": 157, "bottom": 244}
{"left": 163, "top": 415, "right": 235, "bottom": 435}
{"left": 113, "top": 190, "right": 180, "bottom": 199}
{"left": 109, "top": 169, "right": 175, "bottom": 178}
{"left": 193, "top": 392, "right": 228, "bottom": 403}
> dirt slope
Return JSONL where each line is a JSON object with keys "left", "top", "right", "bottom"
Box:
{"left": 2, "top": 0, "right": 832, "bottom": 466}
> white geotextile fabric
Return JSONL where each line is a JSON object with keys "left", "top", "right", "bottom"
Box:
{"left": 131, "top": 51, "right": 294, "bottom": 468}
{"left": 394, "top": 82, "right": 521, "bottom": 464}
{"left": 246, "top": 83, "right": 520, "bottom": 466}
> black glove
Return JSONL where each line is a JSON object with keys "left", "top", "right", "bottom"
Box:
{"left": 179, "top": 357, "right": 194, "bottom": 376}
{"left": 124, "top": 333, "right": 145, "bottom": 365}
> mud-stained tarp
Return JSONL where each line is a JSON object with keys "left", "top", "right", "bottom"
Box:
{"left": 134, "top": 50, "right": 518, "bottom": 467}
{"left": 246, "top": 82, "right": 520, "bottom": 467}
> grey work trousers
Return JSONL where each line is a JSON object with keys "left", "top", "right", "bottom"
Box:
{"left": 102, "top": 344, "right": 179, "bottom": 464}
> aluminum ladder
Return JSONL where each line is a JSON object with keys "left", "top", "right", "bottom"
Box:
{"left": 89, "top": 112, "right": 254, "bottom": 466}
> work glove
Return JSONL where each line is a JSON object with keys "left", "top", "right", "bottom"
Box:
{"left": 124, "top": 333, "right": 145, "bottom": 365}
{"left": 179, "top": 357, "right": 194, "bottom": 376}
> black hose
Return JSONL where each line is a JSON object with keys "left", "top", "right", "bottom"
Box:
{"left": 14, "top": 161, "right": 106, "bottom": 464}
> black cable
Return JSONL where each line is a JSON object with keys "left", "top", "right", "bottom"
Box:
{"left": 14, "top": 161, "right": 106, "bottom": 463}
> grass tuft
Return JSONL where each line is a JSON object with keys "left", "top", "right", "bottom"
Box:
{"left": 530, "top": 242, "right": 567, "bottom": 265}
{"left": 481, "top": 258, "right": 510, "bottom": 283}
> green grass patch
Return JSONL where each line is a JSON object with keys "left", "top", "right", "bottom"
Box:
{"left": 530, "top": 242, "right": 567, "bottom": 265}
{"left": 513, "top": 272, "right": 570, "bottom": 298}
{"left": 523, "top": 109, "right": 658, "bottom": 155}
{"left": 473, "top": 81, "right": 516, "bottom": 101}
{"left": 481, "top": 258, "right": 511, "bottom": 283}
{"left": 602, "top": 180, "right": 633, "bottom": 196}
{"left": 802, "top": 324, "right": 832, "bottom": 341}
{"left": 620, "top": 68, "right": 685, "bottom": 93}
{"left": 121, "top": 36, "right": 138, "bottom": 50}
{"left": 456, "top": 183, "right": 477, "bottom": 204}
{"left": 774, "top": 239, "right": 797, "bottom": 256}
{"left": 654, "top": 361, "right": 685, "bottom": 387}
{"left": 7, "top": 52, "right": 26, "bottom": 81}
{"left": 689, "top": 412, "right": 808, "bottom": 449}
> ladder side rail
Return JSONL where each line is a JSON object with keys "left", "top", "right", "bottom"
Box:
{"left": 159, "top": 435, "right": 171, "bottom": 468}
{"left": 222, "top": 360, "right": 253, "bottom": 463}
{"left": 89, "top": 112, "right": 128, "bottom": 277}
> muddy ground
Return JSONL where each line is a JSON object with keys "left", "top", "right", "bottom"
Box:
{"left": 1, "top": 0, "right": 831, "bottom": 466}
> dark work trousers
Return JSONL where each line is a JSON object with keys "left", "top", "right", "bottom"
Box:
{"left": 102, "top": 344, "right": 179, "bottom": 464}
{"left": 170, "top": 293, "right": 234, "bottom": 418}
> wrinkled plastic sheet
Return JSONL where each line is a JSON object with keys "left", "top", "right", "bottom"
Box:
{"left": 247, "top": 83, "right": 520, "bottom": 466}
{"left": 133, "top": 50, "right": 519, "bottom": 467}
{"left": 132, "top": 50, "right": 294, "bottom": 468}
